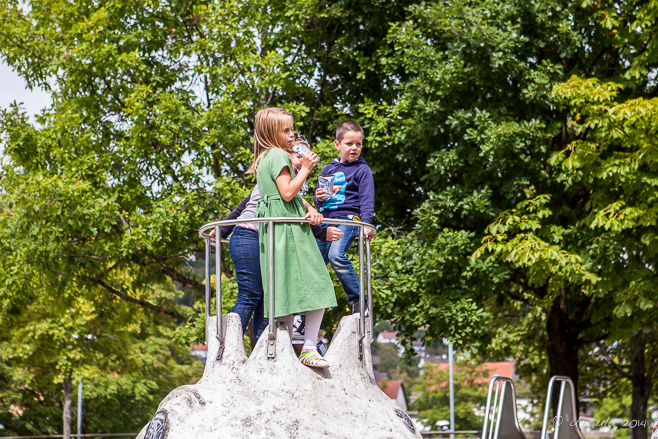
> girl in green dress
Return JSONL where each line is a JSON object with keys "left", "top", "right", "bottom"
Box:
{"left": 248, "top": 107, "right": 337, "bottom": 368}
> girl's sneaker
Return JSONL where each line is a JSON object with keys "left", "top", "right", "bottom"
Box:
{"left": 299, "top": 347, "right": 330, "bottom": 368}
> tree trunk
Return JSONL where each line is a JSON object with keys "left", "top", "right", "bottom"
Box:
{"left": 629, "top": 337, "right": 651, "bottom": 439}
{"left": 545, "top": 291, "right": 581, "bottom": 414}
{"left": 63, "top": 375, "right": 72, "bottom": 439}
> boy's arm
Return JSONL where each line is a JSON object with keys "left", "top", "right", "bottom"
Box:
{"left": 311, "top": 224, "right": 328, "bottom": 241}
{"left": 358, "top": 168, "right": 376, "bottom": 235}
{"left": 313, "top": 165, "right": 329, "bottom": 208}
{"left": 311, "top": 225, "right": 343, "bottom": 242}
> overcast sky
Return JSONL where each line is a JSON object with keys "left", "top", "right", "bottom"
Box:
{"left": 1, "top": 61, "right": 52, "bottom": 118}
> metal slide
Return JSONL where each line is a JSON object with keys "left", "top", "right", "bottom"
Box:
{"left": 540, "top": 376, "right": 586, "bottom": 439}
{"left": 482, "top": 377, "right": 527, "bottom": 439}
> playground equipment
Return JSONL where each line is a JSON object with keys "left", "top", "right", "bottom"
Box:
{"left": 197, "top": 216, "right": 376, "bottom": 360}
{"left": 137, "top": 215, "right": 589, "bottom": 439}
{"left": 481, "top": 377, "right": 526, "bottom": 439}
{"left": 540, "top": 376, "right": 585, "bottom": 439}
{"left": 473, "top": 375, "right": 585, "bottom": 439}
{"left": 136, "top": 217, "right": 421, "bottom": 439}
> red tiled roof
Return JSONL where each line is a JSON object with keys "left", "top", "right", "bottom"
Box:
{"left": 190, "top": 343, "right": 208, "bottom": 351}
{"left": 377, "top": 380, "right": 402, "bottom": 400}
{"left": 430, "top": 361, "right": 514, "bottom": 386}
{"left": 378, "top": 331, "right": 398, "bottom": 339}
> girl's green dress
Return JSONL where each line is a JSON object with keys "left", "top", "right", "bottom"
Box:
{"left": 256, "top": 148, "right": 337, "bottom": 318}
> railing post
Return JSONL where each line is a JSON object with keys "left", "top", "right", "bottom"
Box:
{"left": 449, "top": 341, "right": 455, "bottom": 439}
{"left": 358, "top": 225, "right": 365, "bottom": 360}
{"left": 215, "top": 225, "right": 225, "bottom": 360}
{"left": 267, "top": 220, "right": 276, "bottom": 358}
{"left": 488, "top": 379, "right": 501, "bottom": 439}
{"left": 366, "top": 237, "right": 373, "bottom": 338}
{"left": 204, "top": 238, "right": 211, "bottom": 345}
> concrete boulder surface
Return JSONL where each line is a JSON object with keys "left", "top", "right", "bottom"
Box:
{"left": 136, "top": 313, "right": 421, "bottom": 439}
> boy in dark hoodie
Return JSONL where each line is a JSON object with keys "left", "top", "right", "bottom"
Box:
{"left": 314, "top": 120, "right": 375, "bottom": 314}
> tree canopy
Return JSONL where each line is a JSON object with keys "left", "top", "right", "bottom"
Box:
{"left": 2, "top": 0, "right": 658, "bottom": 435}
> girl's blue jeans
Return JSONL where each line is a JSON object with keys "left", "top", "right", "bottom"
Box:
{"left": 315, "top": 216, "right": 361, "bottom": 305}
{"left": 228, "top": 226, "right": 268, "bottom": 341}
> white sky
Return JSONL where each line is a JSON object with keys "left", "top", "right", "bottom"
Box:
{"left": 0, "top": 61, "right": 51, "bottom": 160}
{"left": 0, "top": 60, "right": 52, "bottom": 117}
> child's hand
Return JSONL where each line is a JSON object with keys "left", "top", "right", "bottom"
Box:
{"left": 209, "top": 229, "right": 217, "bottom": 242}
{"left": 326, "top": 227, "right": 343, "bottom": 241}
{"left": 365, "top": 228, "right": 376, "bottom": 240}
{"left": 301, "top": 151, "right": 319, "bottom": 172}
{"left": 305, "top": 208, "right": 323, "bottom": 225}
{"left": 316, "top": 187, "right": 328, "bottom": 202}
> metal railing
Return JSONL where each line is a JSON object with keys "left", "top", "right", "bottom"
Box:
{"left": 420, "top": 431, "right": 480, "bottom": 438}
{"left": 0, "top": 435, "right": 137, "bottom": 439}
{"left": 481, "top": 377, "right": 526, "bottom": 439}
{"left": 540, "top": 376, "right": 585, "bottom": 439}
{"left": 198, "top": 217, "right": 376, "bottom": 360}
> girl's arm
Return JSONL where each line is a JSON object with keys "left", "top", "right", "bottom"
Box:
{"left": 275, "top": 151, "right": 319, "bottom": 201}
{"left": 302, "top": 199, "right": 323, "bottom": 225}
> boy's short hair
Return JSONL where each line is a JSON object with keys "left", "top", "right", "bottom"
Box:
{"left": 336, "top": 120, "right": 364, "bottom": 142}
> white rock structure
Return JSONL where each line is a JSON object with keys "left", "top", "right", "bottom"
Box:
{"left": 136, "top": 313, "right": 420, "bottom": 439}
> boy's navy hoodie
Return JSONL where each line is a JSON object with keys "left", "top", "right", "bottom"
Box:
{"left": 313, "top": 157, "right": 375, "bottom": 225}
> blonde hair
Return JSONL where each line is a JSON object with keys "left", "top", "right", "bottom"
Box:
{"left": 247, "top": 107, "right": 293, "bottom": 174}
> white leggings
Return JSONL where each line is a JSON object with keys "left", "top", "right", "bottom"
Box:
{"left": 277, "top": 308, "right": 325, "bottom": 346}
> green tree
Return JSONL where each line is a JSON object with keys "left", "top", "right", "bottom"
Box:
{"left": 411, "top": 360, "right": 489, "bottom": 431}
{"left": 362, "top": 2, "right": 658, "bottom": 427}
{"left": 0, "top": 280, "right": 196, "bottom": 436}
{"left": 375, "top": 343, "right": 401, "bottom": 377}
{"left": 4, "top": 0, "right": 658, "bottom": 435}
{"left": 0, "top": 0, "right": 419, "bottom": 432}
{"left": 593, "top": 393, "right": 632, "bottom": 439}
{"left": 549, "top": 73, "right": 658, "bottom": 439}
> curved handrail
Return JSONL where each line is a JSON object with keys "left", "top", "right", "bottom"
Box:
{"left": 198, "top": 217, "right": 376, "bottom": 239}
{"left": 482, "top": 377, "right": 526, "bottom": 439}
{"left": 198, "top": 217, "right": 376, "bottom": 360}
{"left": 540, "top": 376, "right": 585, "bottom": 439}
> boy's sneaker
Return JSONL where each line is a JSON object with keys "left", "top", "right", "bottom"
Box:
{"left": 299, "top": 347, "right": 330, "bottom": 368}
{"left": 292, "top": 317, "right": 305, "bottom": 337}
{"left": 351, "top": 300, "right": 370, "bottom": 316}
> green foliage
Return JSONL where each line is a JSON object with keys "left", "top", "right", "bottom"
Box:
{"left": 593, "top": 393, "right": 632, "bottom": 439}
{"left": 3, "top": 0, "right": 658, "bottom": 432}
{"left": 0, "top": 0, "right": 419, "bottom": 432}
{"left": 363, "top": 0, "right": 658, "bottom": 406}
{"left": 594, "top": 393, "right": 632, "bottom": 423}
{"left": 411, "top": 360, "right": 489, "bottom": 431}
{"left": 0, "top": 286, "right": 197, "bottom": 435}
{"left": 372, "top": 232, "right": 489, "bottom": 357}
{"left": 375, "top": 343, "right": 401, "bottom": 376}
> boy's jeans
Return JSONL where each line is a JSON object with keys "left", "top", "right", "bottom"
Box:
{"left": 316, "top": 215, "right": 361, "bottom": 305}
